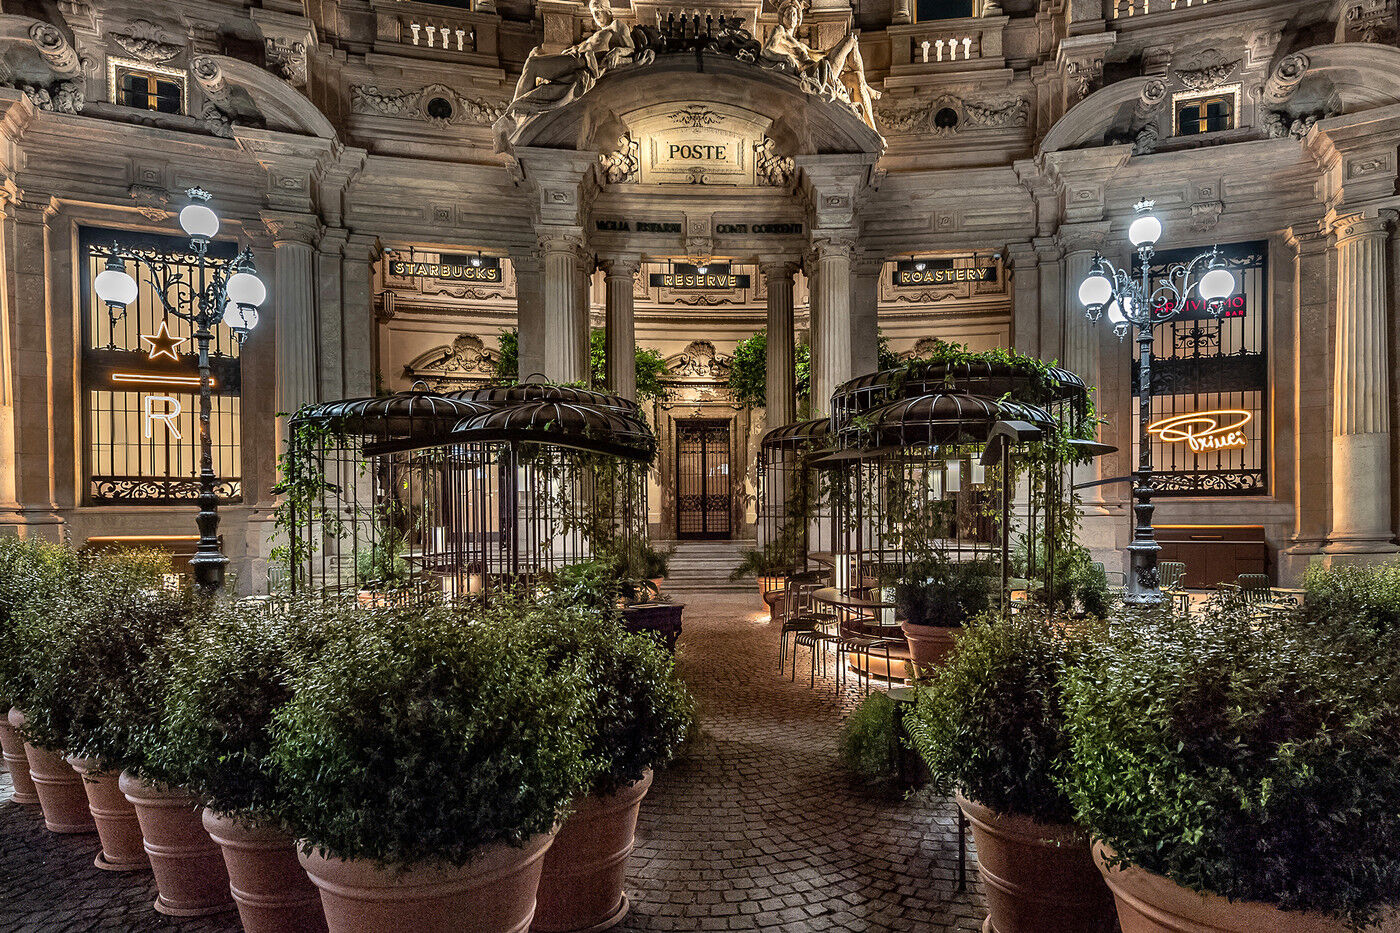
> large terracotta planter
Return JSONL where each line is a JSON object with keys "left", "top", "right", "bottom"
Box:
{"left": 67, "top": 757, "right": 149, "bottom": 871}
{"left": 957, "top": 794, "right": 1115, "bottom": 933}
{"left": 9, "top": 709, "right": 94, "bottom": 833}
{"left": 1093, "top": 841, "right": 1352, "bottom": 933}
{"left": 202, "top": 809, "right": 327, "bottom": 933}
{"left": 757, "top": 576, "right": 784, "bottom": 610}
{"left": 0, "top": 706, "right": 39, "bottom": 804}
{"left": 119, "top": 771, "right": 234, "bottom": 917}
{"left": 299, "top": 831, "right": 556, "bottom": 933}
{"left": 900, "top": 622, "right": 960, "bottom": 674}
{"left": 533, "top": 770, "right": 653, "bottom": 933}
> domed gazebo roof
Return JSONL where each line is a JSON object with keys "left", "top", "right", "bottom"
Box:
{"left": 831, "top": 360, "right": 1086, "bottom": 428}
{"left": 446, "top": 383, "right": 639, "bottom": 415}
{"left": 450, "top": 401, "right": 656, "bottom": 460}
{"left": 293, "top": 392, "right": 495, "bottom": 441}
{"left": 840, "top": 392, "right": 1055, "bottom": 449}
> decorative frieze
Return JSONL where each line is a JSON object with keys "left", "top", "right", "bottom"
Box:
{"left": 876, "top": 93, "right": 1028, "bottom": 136}
{"left": 110, "top": 20, "right": 183, "bottom": 64}
{"left": 1171, "top": 49, "right": 1241, "bottom": 93}
{"left": 350, "top": 84, "right": 505, "bottom": 127}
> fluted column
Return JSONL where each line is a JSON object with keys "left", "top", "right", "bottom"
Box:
{"left": 512, "top": 252, "right": 545, "bottom": 382}
{"left": 266, "top": 215, "right": 320, "bottom": 417}
{"left": 7, "top": 198, "right": 56, "bottom": 519}
{"left": 761, "top": 259, "right": 799, "bottom": 427}
{"left": 540, "top": 232, "right": 587, "bottom": 385}
{"left": 602, "top": 256, "right": 640, "bottom": 400}
{"left": 1062, "top": 249, "right": 1099, "bottom": 384}
{"left": 1327, "top": 213, "right": 1397, "bottom": 554}
{"left": 341, "top": 234, "right": 378, "bottom": 398}
{"left": 1287, "top": 225, "right": 1332, "bottom": 558}
{"left": 810, "top": 236, "right": 853, "bottom": 417}
{"left": 850, "top": 256, "right": 882, "bottom": 379}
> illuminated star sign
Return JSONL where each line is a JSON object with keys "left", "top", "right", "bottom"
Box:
{"left": 139, "top": 320, "right": 187, "bottom": 361}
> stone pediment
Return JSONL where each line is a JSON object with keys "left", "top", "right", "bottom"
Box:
{"left": 504, "top": 55, "right": 883, "bottom": 159}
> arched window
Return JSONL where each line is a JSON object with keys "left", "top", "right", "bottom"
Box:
{"left": 913, "top": 0, "right": 974, "bottom": 22}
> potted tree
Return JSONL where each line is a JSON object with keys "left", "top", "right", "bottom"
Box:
{"left": 1063, "top": 593, "right": 1400, "bottom": 933}
{"left": 157, "top": 596, "right": 337, "bottom": 933}
{"left": 514, "top": 598, "right": 694, "bottom": 933}
{"left": 904, "top": 611, "right": 1116, "bottom": 933}
{"left": 18, "top": 549, "right": 189, "bottom": 865}
{"left": 270, "top": 601, "right": 590, "bottom": 933}
{"left": 0, "top": 537, "right": 77, "bottom": 810}
{"left": 894, "top": 552, "right": 995, "bottom": 672}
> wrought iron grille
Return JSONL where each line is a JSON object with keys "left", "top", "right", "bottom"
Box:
{"left": 1132, "top": 240, "right": 1267, "bottom": 497}
{"left": 676, "top": 419, "right": 732, "bottom": 539}
{"left": 81, "top": 227, "right": 242, "bottom": 505}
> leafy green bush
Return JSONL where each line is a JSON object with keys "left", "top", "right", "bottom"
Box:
{"left": 502, "top": 597, "right": 694, "bottom": 796}
{"left": 155, "top": 596, "right": 339, "bottom": 819}
{"left": 270, "top": 602, "right": 590, "bottom": 866}
{"left": 1301, "top": 560, "right": 1400, "bottom": 643}
{"left": 1062, "top": 597, "right": 1400, "bottom": 927}
{"left": 839, "top": 692, "right": 901, "bottom": 785}
{"left": 20, "top": 550, "right": 200, "bottom": 773}
{"left": 894, "top": 555, "right": 995, "bottom": 627}
{"left": 906, "top": 611, "right": 1088, "bottom": 824}
{"left": 728, "top": 541, "right": 800, "bottom": 582}
{"left": 0, "top": 537, "right": 78, "bottom": 711}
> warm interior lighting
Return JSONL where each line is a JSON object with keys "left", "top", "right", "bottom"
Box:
{"left": 1147, "top": 409, "right": 1251, "bottom": 453}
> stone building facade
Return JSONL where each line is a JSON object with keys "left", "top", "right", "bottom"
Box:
{"left": 0, "top": 0, "right": 1394, "bottom": 588}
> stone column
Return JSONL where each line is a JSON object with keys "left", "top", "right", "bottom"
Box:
{"left": 540, "top": 232, "right": 588, "bottom": 385}
{"left": 0, "top": 192, "right": 18, "bottom": 519}
{"left": 315, "top": 229, "right": 347, "bottom": 399}
{"left": 1007, "top": 243, "right": 1041, "bottom": 355}
{"left": 761, "top": 259, "right": 799, "bottom": 427}
{"left": 1286, "top": 225, "right": 1332, "bottom": 561}
{"left": 1061, "top": 248, "right": 1099, "bottom": 384}
{"left": 850, "top": 256, "right": 882, "bottom": 378}
{"left": 6, "top": 198, "right": 57, "bottom": 522}
{"left": 1327, "top": 213, "right": 1397, "bottom": 555}
{"left": 341, "top": 234, "right": 379, "bottom": 398}
{"left": 266, "top": 215, "right": 320, "bottom": 416}
{"left": 512, "top": 252, "right": 545, "bottom": 382}
{"left": 602, "top": 256, "right": 639, "bottom": 400}
{"left": 809, "top": 237, "right": 853, "bottom": 417}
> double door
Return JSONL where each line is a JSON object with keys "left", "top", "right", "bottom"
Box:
{"left": 675, "top": 419, "right": 732, "bottom": 539}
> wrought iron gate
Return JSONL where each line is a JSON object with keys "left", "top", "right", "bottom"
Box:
{"left": 676, "top": 419, "right": 732, "bottom": 539}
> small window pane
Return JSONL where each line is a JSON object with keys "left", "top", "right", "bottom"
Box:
{"left": 154, "top": 79, "right": 182, "bottom": 115}
{"left": 1177, "top": 104, "right": 1203, "bottom": 136}
{"left": 914, "top": 0, "right": 974, "bottom": 21}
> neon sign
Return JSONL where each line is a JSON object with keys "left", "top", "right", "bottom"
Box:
{"left": 1147, "top": 410, "right": 1251, "bottom": 453}
{"left": 143, "top": 395, "right": 182, "bottom": 440}
{"left": 1161, "top": 294, "right": 1247, "bottom": 320}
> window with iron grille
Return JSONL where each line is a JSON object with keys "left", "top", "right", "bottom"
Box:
{"left": 1132, "top": 241, "right": 1268, "bottom": 497}
{"left": 80, "top": 227, "right": 242, "bottom": 505}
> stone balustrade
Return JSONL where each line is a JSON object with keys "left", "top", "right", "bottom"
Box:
{"left": 1110, "top": 0, "right": 1214, "bottom": 18}
{"left": 887, "top": 16, "right": 1006, "bottom": 80}
{"left": 372, "top": 0, "right": 498, "bottom": 60}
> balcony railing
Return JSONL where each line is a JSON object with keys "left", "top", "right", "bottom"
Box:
{"left": 372, "top": 0, "right": 499, "bottom": 60}
{"left": 887, "top": 16, "right": 1006, "bottom": 80}
{"left": 1110, "top": 0, "right": 1214, "bottom": 18}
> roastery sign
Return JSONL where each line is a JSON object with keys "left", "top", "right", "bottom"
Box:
{"left": 892, "top": 258, "right": 997, "bottom": 286}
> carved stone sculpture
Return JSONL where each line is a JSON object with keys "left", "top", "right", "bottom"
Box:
{"left": 111, "top": 19, "right": 183, "bottom": 64}
{"left": 760, "top": 0, "right": 881, "bottom": 132}
{"left": 754, "top": 137, "right": 794, "bottom": 186}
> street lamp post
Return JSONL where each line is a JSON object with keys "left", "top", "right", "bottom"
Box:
{"left": 1077, "top": 199, "right": 1237, "bottom": 606}
{"left": 93, "top": 187, "right": 267, "bottom": 593}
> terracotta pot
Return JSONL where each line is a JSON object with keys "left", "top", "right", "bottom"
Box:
{"left": 957, "top": 794, "right": 1115, "bottom": 933}
{"left": 67, "top": 757, "right": 149, "bottom": 871}
{"left": 1093, "top": 841, "right": 1352, "bottom": 933}
{"left": 0, "top": 706, "right": 39, "bottom": 804}
{"left": 900, "top": 622, "right": 960, "bottom": 674}
{"left": 119, "top": 771, "right": 234, "bottom": 917}
{"left": 757, "top": 576, "right": 785, "bottom": 610}
{"left": 532, "top": 770, "right": 653, "bottom": 933}
{"left": 299, "top": 830, "right": 556, "bottom": 933}
{"left": 8, "top": 708, "right": 94, "bottom": 833}
{"left": 202, "top": 809, "right": 327, "bottom": 933}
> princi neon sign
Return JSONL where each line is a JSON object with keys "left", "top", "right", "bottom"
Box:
{"left": 1147, "top": 409, "right": 1251, "bottom": 453}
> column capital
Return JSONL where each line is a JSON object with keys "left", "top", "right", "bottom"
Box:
{"left": 811, "top": 231, "right": 858, "bottom": 259}
{"left": 1285, "top": 219, "right": 1329, "bottom": 253}
{"left": 599, "top": 254, "right": 641, "bottom": 277}
{"left": 1053, "top": 220, "right": 1110, "bottom": 256}
{"left": 261, "top": 211, "right": 321, "bottom": 246}
{"left": 758, "top": 257, "right": 801, "bottom": 279}
{"left": 537, "top": 228, "right": 585, "bottom": 256}
{"left": 1331, "top": 210, "right": 1396, "bottom": 245}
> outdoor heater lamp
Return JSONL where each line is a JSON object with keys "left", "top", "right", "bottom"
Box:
{"left": 1077, "top": 198, "right": 1236, "bottom": 606}
{"left": 93, "top": 187, "right": 268, "bottom": 592}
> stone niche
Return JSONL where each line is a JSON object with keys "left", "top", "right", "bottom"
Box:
{"left": 626, "top": 101, "right": 771, "bottom": 185}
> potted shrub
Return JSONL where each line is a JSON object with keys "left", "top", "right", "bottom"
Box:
{"left": 0, "top": 537, "right": 77, "bottom": 809}
{"left": 894, "top": 552, "right": 995, "bottom": 672}
{"left": 157, "top": 596, "right": 338, "bottom": 933}
{"left": 729, "top": 541, "right": 797, "bottom": 609}
{"left": 838, "top": 691, "right": 926, "bottom": 790}
{"left": 270, "top": 601, "right": 590, "bottom": 933}
{"left": 1062, "top": 595, "right": 1400, "bottom": 933}
{"left": 904, "top": 611, "right": 1116, "bottom": 933}
{"left": 512, "top": 598, "right": 694, "bottom": 933}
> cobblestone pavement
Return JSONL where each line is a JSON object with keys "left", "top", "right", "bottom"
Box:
{"left": 0, "top": 591, "right": 984, "bottom": 933}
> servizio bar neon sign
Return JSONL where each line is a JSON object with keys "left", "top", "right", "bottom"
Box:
{"left": 1147, "top": 409, "right": 1251, "bottom": 453}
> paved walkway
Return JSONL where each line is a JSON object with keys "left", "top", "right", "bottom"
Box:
{"left": 0, "top": 592, "right": 984, "bottom": 932}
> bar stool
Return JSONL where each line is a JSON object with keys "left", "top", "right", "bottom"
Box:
{"left": 777, "top": 570, "right": 831, "bottom": 674}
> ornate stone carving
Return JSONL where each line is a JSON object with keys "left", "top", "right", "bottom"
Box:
{"left": 1136, "top": 78, "right": 1168, "bottom": 120}
{"left": 599, "top": 133, "right": 639, "bottom": 183}
{"left": 754, "top": 137, "right": 794, "bottom": 187}
{"left": 668, "top": 104, "right": 722, "bottom": 128}
{"left": 1172, "top": 50, "right": 1241, "bottom": 92}
{"left": 1262, "top": 110, "right": 1323, "bottom": 140}
{"left": 402, "top": 334, "right": 501, "bottom": 387}
{"left": 1340, "top": 0, "right": 1397, "bottom": 44}
{"left": 29, "top": 22, "right": 81, "bottom": 77}
{"left": 1260, "top": 52, "right": 1309, "bottom": 105}
{"left": 350, "top": 84, "right": 504, "bottom": 126}
{"left": 1065, "top": 57, "right": 1103, "bottom": 103}
{"left": 668, "top": 340, "right": 732, "bottom": 380}
{"left": 876, "top": 93, "right": 1028, "bottom": 135}
{"left": 264, "top": 37, "right": 308, "bottom": 87}
{"left": 127, "top": 184, "right": 170, "bottom": 220}
{"left": 760, "top": 0, "right": 881, "bottom": 134}
{"left": 1190, "top": 201, "right": 1223, "bottom": 231}
{"left": 190, "top": 56, "right": 235, "bottom": 137}
{"left": 19, "top": 80, "right": 84, "bottom": 114}
{"left": 111, "top": 20, "right": 183, "bottom": 64}
{"left": 1133, "top": 122, "right": 1159, "bottom": 155}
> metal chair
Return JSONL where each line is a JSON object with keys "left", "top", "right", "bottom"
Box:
{"left": 1159, "top": 561, "right": 1190, "bottom": 616}
{"left": 777, "top": 571, "right": 831, "bottom": 674}
{"left": 1236, "top": 573, "right": 1272, "bottom": 603}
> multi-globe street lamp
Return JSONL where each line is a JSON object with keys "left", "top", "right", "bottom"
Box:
{"left": 1077, "top": 199, "right": 1237, "bottom": 606}
{"left": 93, "top": 187, "right": 267, "bottom": 592}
